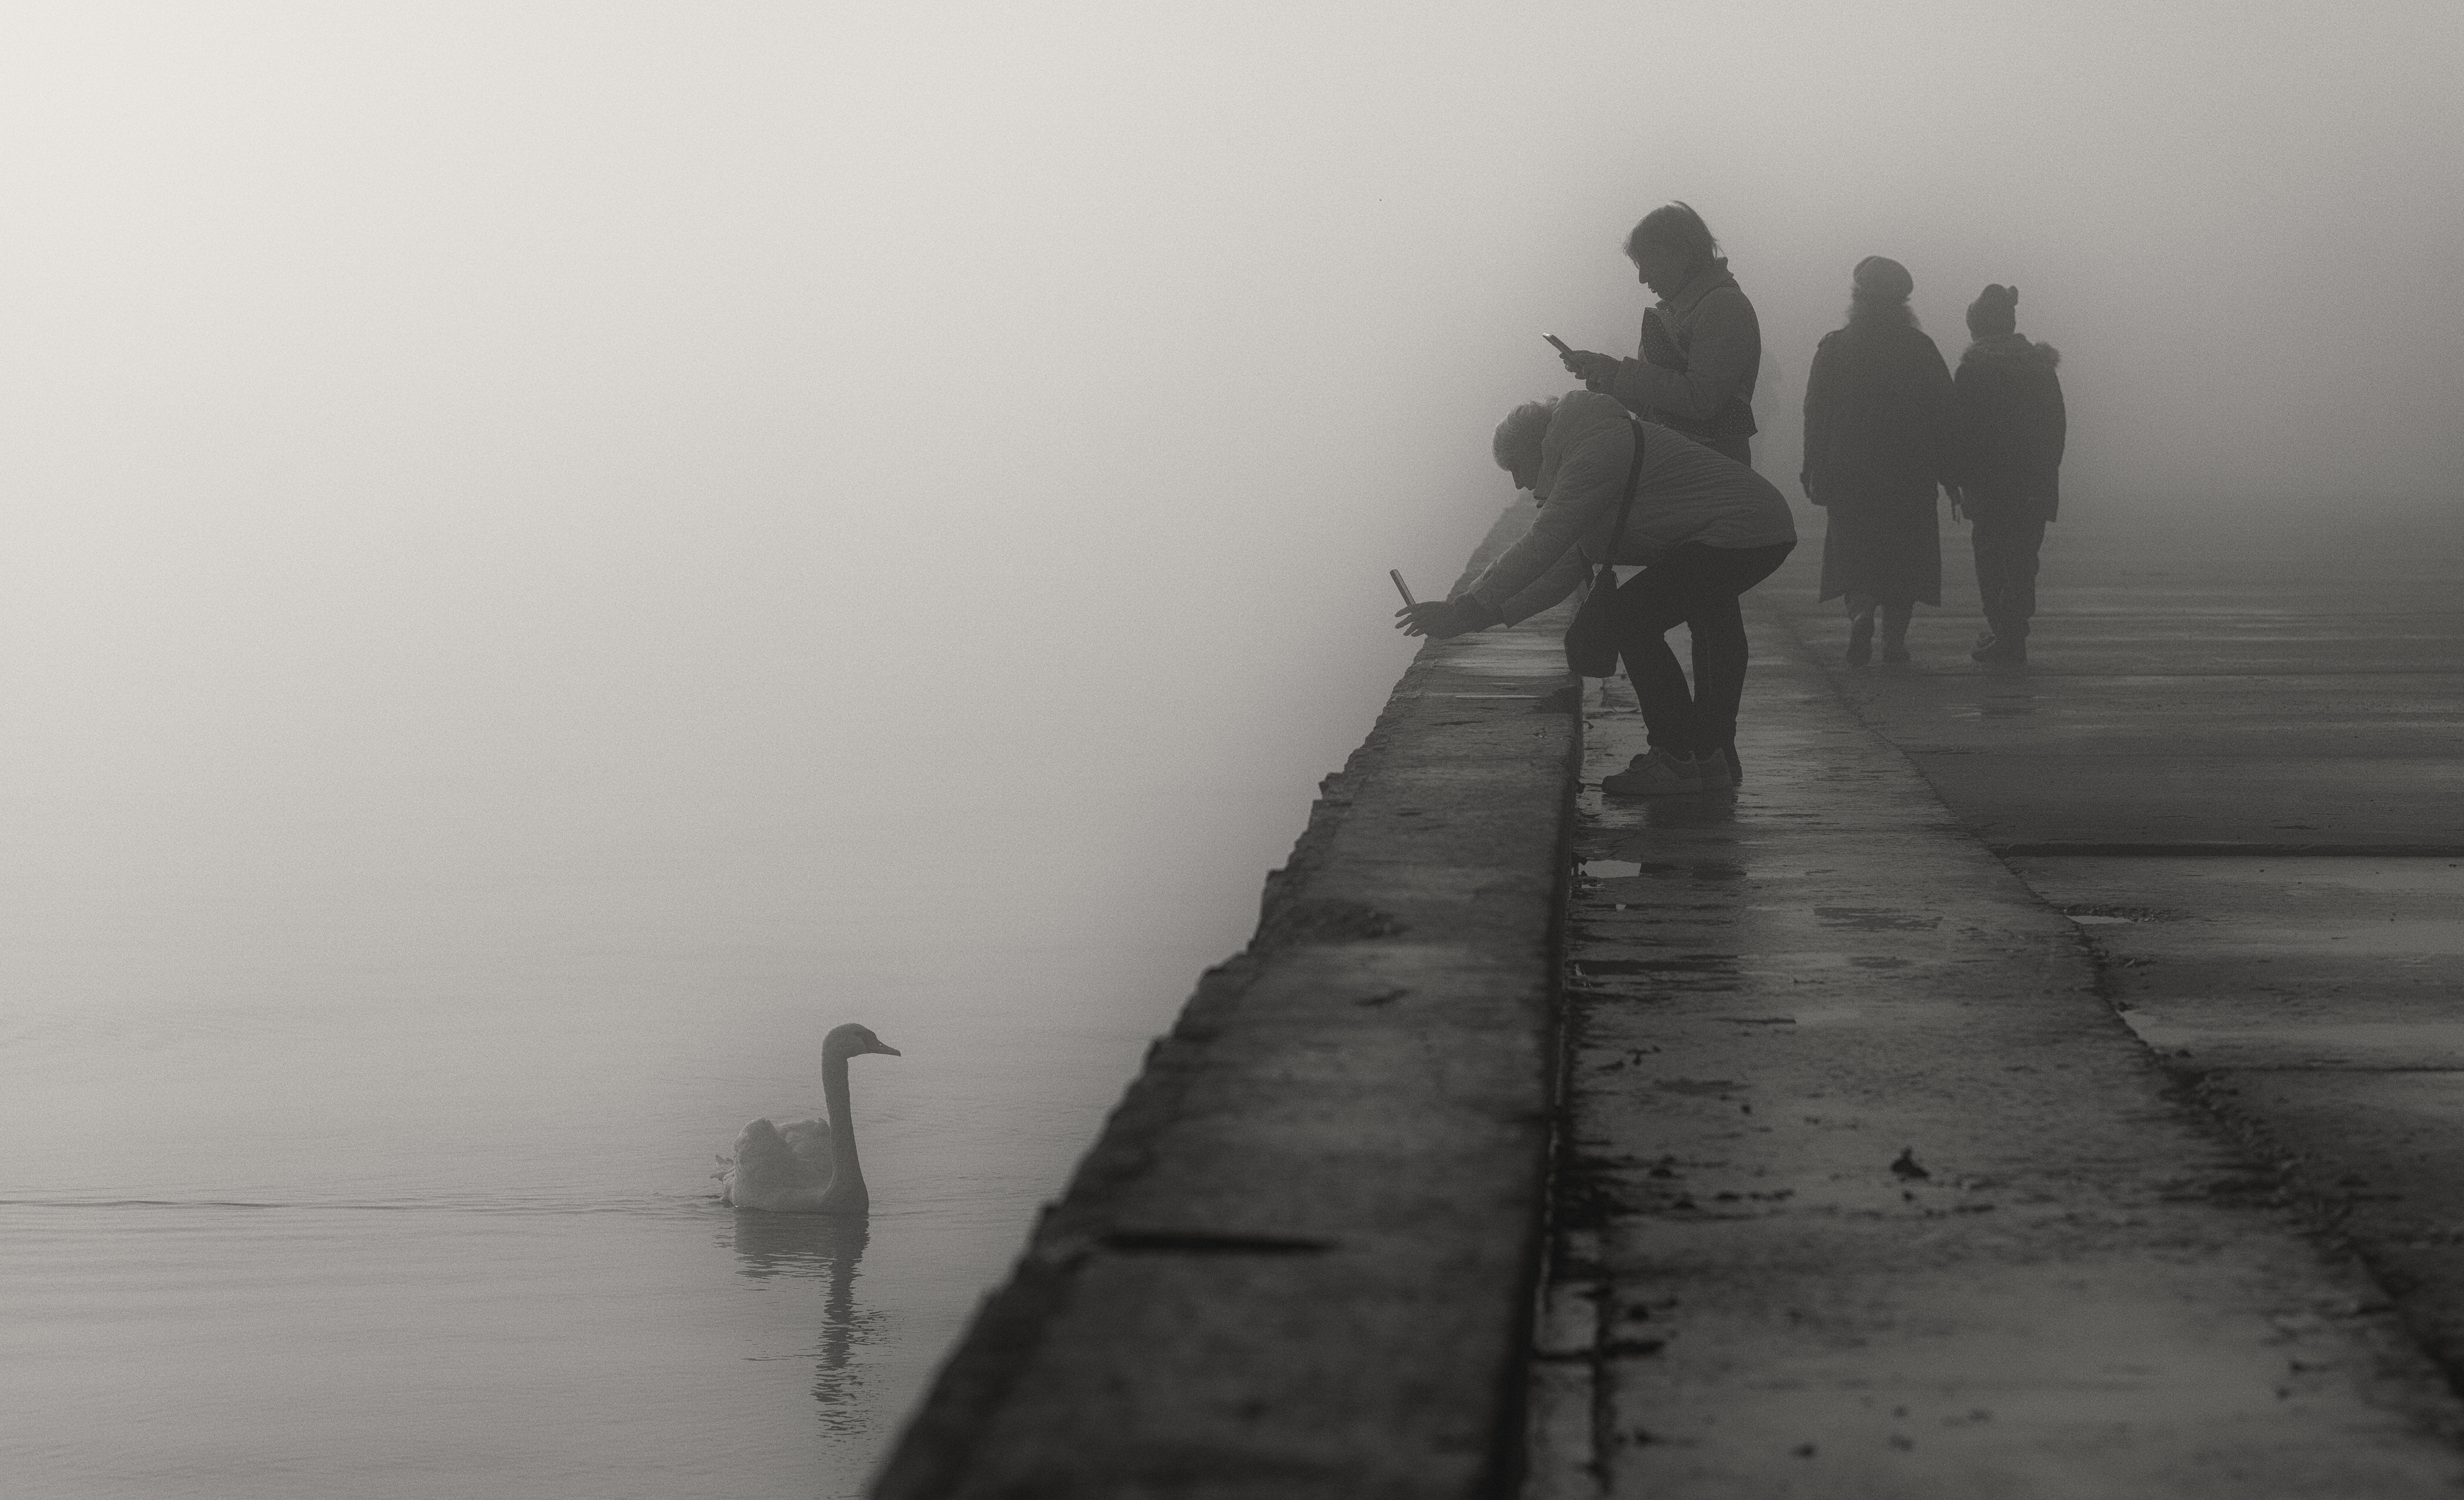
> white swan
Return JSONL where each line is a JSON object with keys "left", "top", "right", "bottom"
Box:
{"left": 720, "top": 1023, "right": 900, "bottom": 1214}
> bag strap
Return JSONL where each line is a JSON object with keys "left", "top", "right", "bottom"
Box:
{"left": 1592, "top": 418, "right": 1647, "bottom": 587}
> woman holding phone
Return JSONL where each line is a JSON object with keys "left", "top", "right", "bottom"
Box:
{"left": 1554, "top": 202, "right": 1761, "bottom": 468}
{"left": 1397, "top": 390, "right": 1794, "bottom": 796}
{"left": 1554, "top": 201, "right": 1766, "bottom": 784}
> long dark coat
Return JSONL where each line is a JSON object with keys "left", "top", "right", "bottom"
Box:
{"left": 1801, "top": 319, "right": 1953, "bottom": 605}
{"left": 1946, "top": 335, "right": 2066, "bottom": 523}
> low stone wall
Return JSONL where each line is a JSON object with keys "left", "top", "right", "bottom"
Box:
{"left": 872, "top": 509, "right": 1578, "bottom": 1499}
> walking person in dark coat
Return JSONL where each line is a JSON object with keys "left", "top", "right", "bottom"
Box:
{"left": 1947, "top": 285, "right": 2066, "bottom": 665}
{"left": 1799, "top": 256, "right": 1954, "bottom": 664}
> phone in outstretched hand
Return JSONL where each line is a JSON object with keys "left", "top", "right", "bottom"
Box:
{"left": 1389, "top": 570, "right": 1417, "bottom": 608}
{"left": 1543, "top": 334, "right": 1573, "bottom": 356}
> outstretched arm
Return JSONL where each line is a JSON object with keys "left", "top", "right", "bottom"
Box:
{"left": 1456, "top": 432, "right": 1628, "bottom": 620}
{"left": 1395, "top": 597, "right": 1501, "bottom": 638}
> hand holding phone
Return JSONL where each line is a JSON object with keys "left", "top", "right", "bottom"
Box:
{"left": 1543, "top": 334, "right": 1573, "bottom": 356}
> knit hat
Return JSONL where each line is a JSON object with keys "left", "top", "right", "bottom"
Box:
{"left": 1967, "top": 284, "right": 2018, "bottom": 337}
{"left": 1852, "top": 256, "right": 1913, "bottom": 301}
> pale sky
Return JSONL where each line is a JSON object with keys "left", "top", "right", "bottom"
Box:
{"left": 4, "top": 2, "right": 2459, "bottom": 1001}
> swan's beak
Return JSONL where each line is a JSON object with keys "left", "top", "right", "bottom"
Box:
{"left": 872, "top": 1042, "right": 902, "bottom": 1056}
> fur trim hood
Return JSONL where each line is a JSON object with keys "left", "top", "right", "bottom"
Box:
{"left": 1959, "top": 332, "right": 2059, "bottom": 370}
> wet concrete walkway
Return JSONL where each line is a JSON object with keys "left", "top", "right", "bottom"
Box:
{"left": 1773, "top": 518, "right": 2464, "bottom": 1415}
{"left": 1527, "top": 519, "right": 2464, "bottom": 1496}
{"left": 873, "top": 513, "right": 2463, "bottom": 1498}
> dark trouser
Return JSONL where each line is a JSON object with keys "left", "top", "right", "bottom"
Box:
{"left": 1970, "top": 513, "right": 2047, "bottom": 639}
{"left": 1609, "top": 541, "right": 1795, "bottom": 758}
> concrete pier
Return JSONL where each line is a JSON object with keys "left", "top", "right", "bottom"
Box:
{"left": 874, "top": 514, "right": 2464, "bottom": 1496}
{"left": 871, "top": 507, "right": 1583, "bottom": 1499}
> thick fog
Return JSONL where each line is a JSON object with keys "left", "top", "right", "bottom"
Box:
{"left": 6, "top": 2, "right": 2460, "bottom": 1010}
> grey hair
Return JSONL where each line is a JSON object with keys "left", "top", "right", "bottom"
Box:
{"left": 1844, "top": 292, "right": 1920, "bottom": 331}
{"left": 1492, "top": 397, "right": 1558, "bottom": 471}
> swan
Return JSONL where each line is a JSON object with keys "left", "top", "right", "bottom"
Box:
{"left": 720, "top": 1023, "right": 900, "bottom": 1214}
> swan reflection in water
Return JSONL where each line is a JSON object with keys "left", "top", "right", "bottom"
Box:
{"left": 719, "top": 1023, "right": 901, "bottom": 1430}
{"left": 731, "top": 1211, "right": 886, "bottom": 1430}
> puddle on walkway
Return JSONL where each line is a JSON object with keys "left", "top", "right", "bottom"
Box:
{"left": 2058, "top": 901, "right": 2179, "bottom": 925}
{"left": 1814, "top": 906, "right": 1942, "bottom": 932}
{"left": 1580, "top": 858, "right": 1750, "bottom": 884}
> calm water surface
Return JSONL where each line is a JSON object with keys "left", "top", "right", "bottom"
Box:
{"left": 1, "top": 813, "right": 1187, "bottom": 1499}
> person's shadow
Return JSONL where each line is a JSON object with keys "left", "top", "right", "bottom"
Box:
{"left": 731, "top": 1213, "right": 883, "bottom": 1429}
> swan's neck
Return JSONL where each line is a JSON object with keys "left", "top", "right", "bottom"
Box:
{"left": 822, "top": 1051, "right": 866, "bottom": 1201}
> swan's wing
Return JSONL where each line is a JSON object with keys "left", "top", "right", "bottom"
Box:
{"left": 724, "top": 1118, "right": 832, "bottom": 1208}
{"left": 776, "top": 1117, "right": 836, "bottom": 1177}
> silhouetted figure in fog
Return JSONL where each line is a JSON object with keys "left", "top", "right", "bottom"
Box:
{"left": 1395, "top": 392, "right": 1794, "bottom": 796}
{"left": 1801, "top": 256, "right": 1953, "bottom": 664}
{"left": 1557, "top": 201, "right": 1761, "bottom": 465}
{"left": 1947, "top": 285, "right": 2066, "bottom": 665}
{"left": 1557, "top": 201, "right": 1763, "bottom": 782}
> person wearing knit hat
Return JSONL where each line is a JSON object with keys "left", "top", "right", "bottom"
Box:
{"left": 1967, "top": 283, "right": 2019, "bottom": 338}
{"left": 1945, "top": 285, "right": 2065, "bottom": 665}
{"left": 1852, "top": 254, "right": 1915, "bottom": 302}
{"left": 1799, "top": 256, "right": 1954, "bottom": 664}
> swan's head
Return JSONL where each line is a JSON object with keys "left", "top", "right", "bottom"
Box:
{"left": 824, "top": 1023, "right": 902, "bottom": 1059}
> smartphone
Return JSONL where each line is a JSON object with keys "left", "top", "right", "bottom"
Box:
{"left": 1389, "top": 569, "right": 1417, "bottom": 608}
{"left": 1543, "top": 334, "right": 1573, "bottom": 356}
